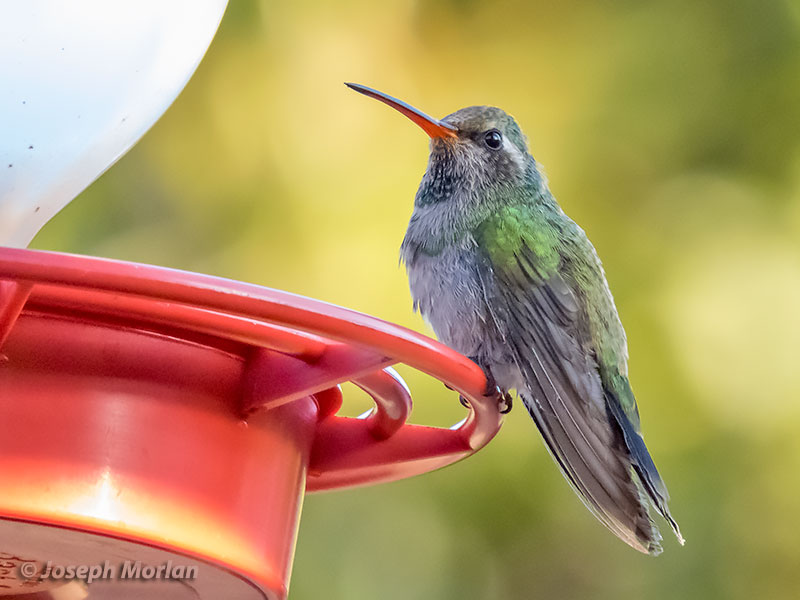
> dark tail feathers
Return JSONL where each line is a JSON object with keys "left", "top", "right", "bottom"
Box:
{"left": 605, "top": 396, "right": 685, "bottom": 546}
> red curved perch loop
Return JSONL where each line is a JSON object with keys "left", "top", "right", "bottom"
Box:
{"left": 0, "top": 247, "right": 501, "bottom": 489}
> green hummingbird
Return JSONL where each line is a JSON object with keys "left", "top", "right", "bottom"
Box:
{"left": 346, "top": 82, "right": 683, "bottom": 555}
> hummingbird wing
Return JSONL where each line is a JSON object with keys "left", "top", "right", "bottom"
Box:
{"left": 475, "top": 215, "right": 680, "bottom": 554}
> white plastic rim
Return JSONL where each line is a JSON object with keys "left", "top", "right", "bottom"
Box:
{"left": 0, "top": 0, "right": 229, "bottom": 247}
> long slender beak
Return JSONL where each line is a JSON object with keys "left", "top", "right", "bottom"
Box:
{"left": 346, "top": 82, "right": 458, "bottom": 139}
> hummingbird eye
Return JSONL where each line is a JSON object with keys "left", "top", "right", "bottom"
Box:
{"left": 483, "top": 129, "right": 503, "bottom": 150}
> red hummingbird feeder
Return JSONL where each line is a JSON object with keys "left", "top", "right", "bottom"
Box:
{"left": 0, "top": 247, "right": 502, "bottom": 599}
{"left": 0, "top": 3, "right": 503, "bottom": 596}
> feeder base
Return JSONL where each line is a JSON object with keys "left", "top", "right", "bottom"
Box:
{"left": 0, "top": 519, "right": 267, "bottom": 599}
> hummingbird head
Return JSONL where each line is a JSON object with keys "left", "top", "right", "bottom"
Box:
{"left": 346, "top": 83, "right": 540, "bottom": 211}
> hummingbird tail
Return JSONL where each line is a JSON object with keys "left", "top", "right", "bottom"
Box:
{"left": 605, "top": 394, "right": 685, "bottom": 545}
{"left": 519, "top": 386, "right": 666, "bottom": 555}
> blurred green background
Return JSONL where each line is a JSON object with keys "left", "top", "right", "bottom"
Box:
{"left": 32, "top": 0, "right": 800, "bottom": 598}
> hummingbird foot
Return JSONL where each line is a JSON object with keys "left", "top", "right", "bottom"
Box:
{"left": 450, "top": 360, "right": 512, "bottom": 413}
{"left": 459, "top": 357, "right": 514, "bottom": 414}
{"left": 483, "top": 385, "right": 512, "bottom": 414}
{"left": 447, "top": 385, "right": 494, "bottom": 412}
{"left": 458, "top": 390, "right": 511, "bottom": 413}
{"left": 495, "top": 390, "right": 513, "bottom": 414}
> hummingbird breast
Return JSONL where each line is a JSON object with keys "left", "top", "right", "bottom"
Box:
{"left": 402, "top": 235, "right": 510, "bottom": 367}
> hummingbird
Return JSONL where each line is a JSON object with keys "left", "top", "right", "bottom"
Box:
{"left": 346, "top": 82, "right": 683, "bottom": 555}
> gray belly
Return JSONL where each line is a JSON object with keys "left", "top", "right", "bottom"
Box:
{"left": 405, "top": 243, "right": 496, "bottom": 360}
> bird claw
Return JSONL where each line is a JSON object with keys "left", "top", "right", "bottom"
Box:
{"left": 497, "top": 391, "right": 513, "bottom": 414}
{"left": 456, "top": 357, "right": 513, "bottom": 414}
{"left": 459, "top": 387, "right": 513, "bottom": 414}
{"left": 486, "top": 385, "right": 513, "bottom": 414}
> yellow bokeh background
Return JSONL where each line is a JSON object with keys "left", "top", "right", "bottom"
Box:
{"left": 32, "top": 1, "right": 800, "bottom": 598}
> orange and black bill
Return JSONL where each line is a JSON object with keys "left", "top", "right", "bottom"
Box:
{"left": 346, "top": 82, "right": 458, "bottom": 139}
